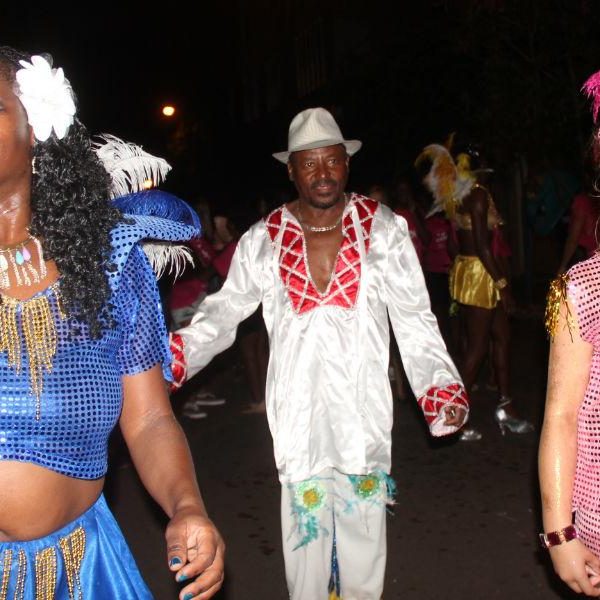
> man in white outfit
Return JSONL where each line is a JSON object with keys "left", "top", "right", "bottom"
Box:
{"left": 170, "top": 108, "right": 469, "bottom": 600}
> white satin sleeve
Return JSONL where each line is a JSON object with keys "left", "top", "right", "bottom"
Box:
{"left": 175, "top": 227, "right": 264, "bottom": 381}
{"left": 385, "top": 214, "right": 469, "bottom": 436}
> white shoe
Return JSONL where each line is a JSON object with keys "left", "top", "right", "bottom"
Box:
{"left": 182, "top": 399, "right": 210, "bottom": 419}
{"left": 189, "top": 392, "right": 226, "bottom": 406}
{"left": 459, "top": 427, "right": 483, "bottom": 442}
{"left": 182, "top": 406, "right": 208, "bottom": 419}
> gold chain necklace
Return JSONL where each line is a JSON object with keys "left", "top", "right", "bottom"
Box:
{"left": 297, "top": 198, "right": 347, "bottom": 233}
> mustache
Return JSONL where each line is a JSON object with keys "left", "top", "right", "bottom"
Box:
{"left": 310, "top": 178, "right": 337, "bottom": 190}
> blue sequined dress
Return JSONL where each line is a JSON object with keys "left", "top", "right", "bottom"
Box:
{"left": 0, "top": 205, "right": 198, "bottom": 599}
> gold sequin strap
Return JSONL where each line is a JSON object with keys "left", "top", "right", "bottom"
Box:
{"left": 545, "top": 273, "right": 575, "bottom": 339}
{"left": 34, "top": 547, "right": 56, "bottom": 600}
{"left": 58, "top": 526, "right": 86, "bottom": 600}
{"left": 14, "top": 550, "right": 26, "bottom": 600}
{"left": 0, "top": 284, "right": 65, "bottom": 420}
{"left": 0, "top": 549, "right": 12, "bottom": 600}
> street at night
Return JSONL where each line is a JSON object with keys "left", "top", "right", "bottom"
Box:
{"left": 109, "top": 314, "right": 574, "bottom": 599}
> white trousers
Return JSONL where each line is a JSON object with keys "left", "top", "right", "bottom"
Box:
{"left": 281, "top": 468, "right": 388, "bottom": 600}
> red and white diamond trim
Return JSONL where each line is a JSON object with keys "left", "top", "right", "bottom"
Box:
{"left": 417, "top": 383, "right": 469, "bottom": 426}
{"left": 169, "top": 332, "right": 187, "bottom": 392}
{"left": 265, "top": 194, "right": 377, "bottom": 315}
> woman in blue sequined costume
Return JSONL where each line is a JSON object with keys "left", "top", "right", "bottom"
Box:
{"left": 0, "top": 47, "right": 224, "bottom": 599}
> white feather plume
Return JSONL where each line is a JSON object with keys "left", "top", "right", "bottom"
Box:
{"left": 93, "top": 134, "right": 171, "bottom": 198}
{"left": 142, "top": 242, "right": 194, "bottom": 279}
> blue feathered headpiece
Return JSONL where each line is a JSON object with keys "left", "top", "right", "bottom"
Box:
{"left": 94, "top": 135, "right": 201, "bottom": 278}
{"left": 113, "top": 190, "right": 201, "bottom": 231}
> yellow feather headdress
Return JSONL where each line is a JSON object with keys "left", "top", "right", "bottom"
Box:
{"left": 415, "top": 141, "right": 475, "bottom": 218}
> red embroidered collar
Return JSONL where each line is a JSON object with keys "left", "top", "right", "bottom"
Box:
{"left": 265, "top": 194, "right": 378, "bottom": 314}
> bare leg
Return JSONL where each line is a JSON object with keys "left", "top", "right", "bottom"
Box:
{"left": 489, "top": 306, "right": 531, "bottom": 433}
{"left": 490, "top": 305, "right": 510, "bottom": 397}
{"left": 241, "top": 325, "right": 269, "bottom": 414}
{"left": 239, "top": 332, "right": 264, "bottom": 406}
{"left": 461, "top": 305, "right": 494, "bottom": 394}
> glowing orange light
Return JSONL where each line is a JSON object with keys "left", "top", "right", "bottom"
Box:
{"left": 143, "top": 179, "right": 154, "bottom": 189}
{"left": 162, "top": 105, "right": 176, "bottom": 117}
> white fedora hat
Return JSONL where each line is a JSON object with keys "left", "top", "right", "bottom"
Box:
{"left": 273, "top": 107, "right": 362, "bottom": 163}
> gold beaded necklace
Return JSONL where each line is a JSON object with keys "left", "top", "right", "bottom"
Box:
{"left": 0, "top": 283, "right": 66, "bottom": 419}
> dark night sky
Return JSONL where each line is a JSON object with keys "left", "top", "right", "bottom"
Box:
{"left": 1, "top": 5, "right": 228, "bottom": 146}
{"left": 3, "top": 2, "right": 600, "bottom": 212}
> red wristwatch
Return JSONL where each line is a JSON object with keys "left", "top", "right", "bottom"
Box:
{"left": 539, "top": 525, "right": 578, "bottom": 549}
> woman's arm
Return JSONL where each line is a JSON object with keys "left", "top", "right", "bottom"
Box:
{"left": 538, "top": 300, "right": 600, "bottom": 596}
{"left": 120, "top": 365, "right": 225, "bottom": 600}
{"left": 468, "top": 188, "right": 513, "bottom": 312}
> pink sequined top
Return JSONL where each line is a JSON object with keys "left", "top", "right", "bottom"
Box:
{"left": 567, "top": 252, "right": 600, "bottom": 511}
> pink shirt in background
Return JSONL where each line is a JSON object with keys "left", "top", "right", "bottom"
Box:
{"left": 213, "top": 241, "right": 238, "bottom": 278}
{"left": 423, "top": 214, "right": 452, "bottom": 273}
{"left": 394, "top": 208, "right": 423, "bottom": 261}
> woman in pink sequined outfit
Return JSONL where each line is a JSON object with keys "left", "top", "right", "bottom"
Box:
{"left": 540, "top": 255, "right": 600, "bottom": 596}
{"left": 539, "top": 70, "right": 600, "bottom": 597}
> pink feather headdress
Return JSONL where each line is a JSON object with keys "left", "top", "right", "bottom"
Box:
{"left": 583, "top": 71, "right": 600, "bottom": 122}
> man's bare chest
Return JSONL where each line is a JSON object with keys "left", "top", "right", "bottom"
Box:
{"left": 304, "top": 230, "right": 344, "bottom": 293}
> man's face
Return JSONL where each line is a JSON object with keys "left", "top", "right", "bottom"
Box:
{"left": 288, "top": 144, "right": 349, "bottom": 209}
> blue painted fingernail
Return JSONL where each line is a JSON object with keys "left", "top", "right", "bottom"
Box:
{"left": 177, "top": 572, "right": 190, "bottom": 582}
{"left": 183, "top": 594, "right": 194, "bottom": 600}
{"left": 169, "top": 557, "right": 182, "bottom": 568}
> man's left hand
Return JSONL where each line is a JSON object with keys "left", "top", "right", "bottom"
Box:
{"left": 443, "top": 405, "right": 468, "bottom": 427}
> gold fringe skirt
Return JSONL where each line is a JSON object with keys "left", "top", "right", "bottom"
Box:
{"left": 449, "top": 255, "right": 500, "bottom": 309}
{"left": 0, "top": 494, "right": 151, "bottom": 599}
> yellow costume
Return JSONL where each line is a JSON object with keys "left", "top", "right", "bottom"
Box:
{"left": 449, "top": 255, "right": 499, "bottom": 309}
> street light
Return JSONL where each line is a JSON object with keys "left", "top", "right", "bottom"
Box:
{"left": 162, "top": 104, "right": 176, "bottom": 117}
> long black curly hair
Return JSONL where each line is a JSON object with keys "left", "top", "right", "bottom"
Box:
{"left": 0, "top": 46, "right": 123, "bottom": 337}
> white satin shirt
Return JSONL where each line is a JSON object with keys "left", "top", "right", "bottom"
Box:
{"left": 178, "top": 194, "right": 467, "bottom": 483}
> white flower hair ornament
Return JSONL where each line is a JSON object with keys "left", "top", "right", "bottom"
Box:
{"left": 15, "top": 55, "right": 76, "bottom": 142}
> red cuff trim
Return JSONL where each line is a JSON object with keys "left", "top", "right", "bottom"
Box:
{"left": 170, "top": 333, "right": 187, "bottom": 392}
{"left": 417, "top": 384, "right": 469, "bottom": 425}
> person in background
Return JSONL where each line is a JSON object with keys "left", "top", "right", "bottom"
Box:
{"left": 422, "top": 201, "right": 456, "bottom": 351}
{"left": 170, "top": 200, "right": 228, "bottom": 420}
{"left": 367, "top": 183, "right": 393, "bottom": 208}
{"left": 392, "top": 175, "right": 429, "bottom": 262}
{"left": 417, "top": 139, "right": 532, "bottom": 442}
{"left": 557, "top": 176, "right": 599, "bottom": 275}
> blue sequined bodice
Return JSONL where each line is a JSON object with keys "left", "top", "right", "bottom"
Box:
{"left": 0, "top": 214, "right": 196, "bottom": 479}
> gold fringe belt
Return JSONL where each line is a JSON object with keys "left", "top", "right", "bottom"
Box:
{"left": 0, "top": 526, "right": 85, "bottom": 600}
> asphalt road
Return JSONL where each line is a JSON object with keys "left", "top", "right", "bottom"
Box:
{"left": 105, "top": 314, "right": 584, "bottom": 599}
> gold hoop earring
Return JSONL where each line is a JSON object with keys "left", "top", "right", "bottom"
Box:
{"left": 31, "top": 157, "right": 37, "bottom": 175}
